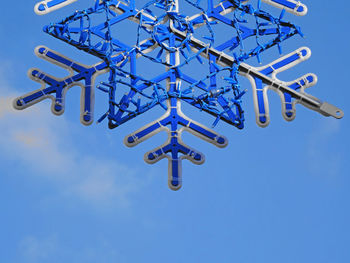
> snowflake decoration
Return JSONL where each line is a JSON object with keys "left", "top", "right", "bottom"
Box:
{"left": 14, "top": 0, "right": 343, "bottom": 190}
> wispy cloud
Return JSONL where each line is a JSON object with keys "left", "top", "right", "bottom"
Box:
{"left": 0, "top": 89, "right": 147, "bottom": 209}
{"left": 18, "top": 235, "right": 58, "bottom": 262}
{"left": 306, "top": 118, "right": 343, "bottom": 177}
{"left": 18, "top": 234, "right": 124, "bottom": 263}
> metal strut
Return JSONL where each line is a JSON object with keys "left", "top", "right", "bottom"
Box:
{"left": 170, "top": 24, "right": 344, "bottom": 120}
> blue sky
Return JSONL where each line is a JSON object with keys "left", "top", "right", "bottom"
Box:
{"left": 0, "top": 0, "right": 349, "bottom": 262}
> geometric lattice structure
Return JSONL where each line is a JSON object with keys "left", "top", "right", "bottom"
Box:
{"left": 14, "top": 0, "right": 344, "bottom": 190}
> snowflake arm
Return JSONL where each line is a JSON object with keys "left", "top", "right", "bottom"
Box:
{"left": 125, "top": 101, "right": 227, "bottom": 190}
{"left": 35, "top": 0, "right": 78, "bottom": 15}
{"left": 14, "top": 46, "right": 108, "bottom": 125}
{"left": 262, "top": 0, "right": 308, "bottom": 16}
{"left": 171, "top": 26, "right": 344, "bottom": 122}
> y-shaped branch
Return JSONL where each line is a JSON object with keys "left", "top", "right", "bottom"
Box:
{"left": 13, "top": 46, "right": 108, "bottom": 125}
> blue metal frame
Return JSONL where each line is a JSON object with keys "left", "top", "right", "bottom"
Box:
{"left": 14, "top": 0, "right": 344, "bottom": 190}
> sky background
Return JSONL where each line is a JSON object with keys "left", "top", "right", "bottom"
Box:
{"left": 0, "top": 0, "right": 349, "bottom": 262}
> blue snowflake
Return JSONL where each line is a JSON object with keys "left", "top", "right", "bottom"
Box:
{"left": 14, "top": 0, "right": 343, "bottom": 190}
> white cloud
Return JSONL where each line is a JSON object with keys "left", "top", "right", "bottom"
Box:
{"left": 18, "top": 235, "right": 58, "bottom": 262}
{"left": 0, "top": 91, "right": 145, "bottom": 208}
{"left": 306, "top": 118, "right": 343, "bottom": 177}
{"left": 18, "top": 234, "right": 124, "bottom": 263}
